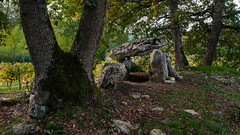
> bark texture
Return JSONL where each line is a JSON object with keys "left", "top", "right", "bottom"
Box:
{"left": 169, "top": 0, "right": 189, "bottom": 68}
{"left": 70, "top": 0, "right": 107, "bottom": 82}
{"left": 200, "top": 0, "right": 224, "bottom": 66}
{"left": 20, "top": 0, "right": 107, "bottom": 118}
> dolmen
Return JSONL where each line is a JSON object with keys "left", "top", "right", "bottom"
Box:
{"left": 97, "top": 36, "right": 182, "bottom": 89}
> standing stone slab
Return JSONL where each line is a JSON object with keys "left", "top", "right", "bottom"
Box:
{"left": 149, "top": 49, "right": 181, "bottom": 82}
{"left": 121, "top": 58, "right": 143, "bottom": 79}
{"left": 121, "top": 58, "right": 133, "bottom": 79}
{"left": 149, "top": 49, "right": 168, "bottom": 82}
{"left": 97, "top": 63, "right": 126, "bottom": 89}
{"left": 166, "top": 55, "right": 180, "bottom": 79}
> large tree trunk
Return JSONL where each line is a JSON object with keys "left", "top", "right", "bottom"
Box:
{"left": 169, "top": 0, "right": 189, "bottom": 68}
{"left": 70, "top": 0, "right": 107, "bottom": 82}
{"left": 200, "top": 0, "right": 224, "bottom": 66}
{"left": 19, "top": 0, "right": 107, "bottom": 118}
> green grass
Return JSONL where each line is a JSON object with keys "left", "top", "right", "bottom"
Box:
{"left": 0, "top": 86, "right": 30, "bottom": 92}
{"left": 44, "top": 122, "right": 64, "bottom": 135}
{"left": 0, "top": 80, "right": 30, "bottom": 92}
{"left": 190, "top": 66, "right": 239, "bottom": 75}
{"left": 187, "top": 120, "right": 201, "bottom": 128}
{"left": 173, "top": 89, "right": 191, "bottom": 96}
{"left": 168, "top": 121, "right": 182, "bottom": 128}
{"left": 204, "top": 121, "right": 230, "bottom": 135}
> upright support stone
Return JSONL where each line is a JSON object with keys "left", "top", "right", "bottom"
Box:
{"left": 149, "top": 49, "right": 181, "bottom": 83}
{"left": 121, "top": 57, "right": 133, "bottom": 79}
{"left": 97, "top": 63, "right": 126, "bottom": 89}
{"left": 149, "top": 49, "right": 168, "bottom": 82}
{"left": 166, "top": 55, "right": 180, "bottom": 79}
{"left": 120, "top": 57, "right": 143, "bottom": 79}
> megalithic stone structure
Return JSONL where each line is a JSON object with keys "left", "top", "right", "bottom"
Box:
{"left": 97, "top": 36, "right": 182, "bottom": 87}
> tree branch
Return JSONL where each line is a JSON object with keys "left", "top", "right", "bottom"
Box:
{"left": 189, "top": 8, "right": 212, "bottom": 17}
{"left": 222, "top": 25, "right": 240, "bottom": 33}
{"left": 108, "top": 0, "right": 165, "bottom": 26}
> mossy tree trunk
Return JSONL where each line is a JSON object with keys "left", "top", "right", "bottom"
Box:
{"left": 19, "top": 0, "right": 107, "bottom": 118}
{"left": 169, "top": 0, "right": 189, "bottom": 68}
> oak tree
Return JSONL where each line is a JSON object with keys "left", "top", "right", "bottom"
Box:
{"left": 19, "top": 0, "right": 107, "bottom": 118}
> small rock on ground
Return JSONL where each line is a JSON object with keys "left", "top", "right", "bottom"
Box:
{"left": 151, "top": 107, "right": 164, "bottom": 112}
{"left": 164, "top": 80, "right": 175, "bottom": 84}
{"left": 149, "top": 129, "right": 166, "bottom": 135}
{"left": 141, "top": 95, "right": 150, "bottom": 99}
{"left": 169, "top": 77, "right": 175, "bottom": 81}
{"left": 130, "top": 93, "right": 141, "bottom": 99}
{"left": 13, "top": 124, "right": 36, "bottom": 135}
{"left": 184, "top": 109, "right": 198, "bottom": 115}
{"left": 121, "top": 101, "right": 128, "bottom": 106}
{"left": 113, "top": 119, "right": 135, "bottom": 134}
{"left": 161, "top": 118, "right": 171, "bottom": 125}
{"left": 1, "top": 97, "right": 11, "bottom": 101}
{"left": 210, "top": 111, "right": 222, "bottom": 115}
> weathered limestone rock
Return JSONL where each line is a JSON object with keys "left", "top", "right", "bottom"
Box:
{"left": 109, "top": 36, "right": 167, "bottom": 61}
{"left": 121, "top": 58, "right": 144, "bottom": 79}
{"left": 13, "top": 124, "right": 36, "bottom": 135}
{"left": 210, "top": 111, "right": 223, "bottom": 115}
{"left": 149, "top": 49, "right": 168, "bottom": 82}
{"left": 113, "top": 119, "right": 135, "bottom": 134}
{"left": 97, "top": 63, "right": 126, "bottom": 89}
{"left": 149, "top": 49, "right": 181, "bottom": 82}
{"left": 149, "top": 129, "right": 166, "bottom": 135}
{"left": 161, "top": 118, "right": 171, "bottom": 125}
{"left": 121, "top": 58, "right": 133, "bottom": 79}
{"left": 130, "top": 93, "right": 141, "bottom": 99}
{"left": 28, "top": 91, "right": 50, "bottom": 118}
{"left": 164, "top": 77, "right": 176, "bottom": 84}
{"left": 122, "top": 58, "right": 133, "bottom": 73}
{"left": 121, "top": 101, "right": 128, "bottom": 106}
{"left": 166, "top": 56, "right": 180, "bottom": 80}
{"left": 184, "top": 109, "right": 198, "bottom": 115}
{"left": 151, "top": 107, "right": 164, "bottom": 112}
{"left": 141, "top": 95, "right": 150, "bottom": 99}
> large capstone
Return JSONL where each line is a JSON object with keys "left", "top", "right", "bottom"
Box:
{"left": 109, "top": 36, "right": 167, "bottom": 61}
{"left": 97, "top": 63, "right": 126, "bottom": 89}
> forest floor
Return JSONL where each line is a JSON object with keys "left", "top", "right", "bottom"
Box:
{"left": 0, "top": 66, "right": 240, "bottom": 135}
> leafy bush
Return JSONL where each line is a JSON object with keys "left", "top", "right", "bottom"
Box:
{"left": 93, "top": 57, "right": 115, "bottom": 82}
{"left": 0, "top": 25, "right": 31, "bottom": 62}
{"left": 93, "top": 61, "right": 108, "bottom": 82}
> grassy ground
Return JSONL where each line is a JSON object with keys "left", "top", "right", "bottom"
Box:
{"left": 0, "top": 80, "right": 30, "bottom": 93}
{"left": 0, "top": 80, "right": 30, "bottom": 100}
{"left": 0, "top": 66, "right": 239, "bottom": 134}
